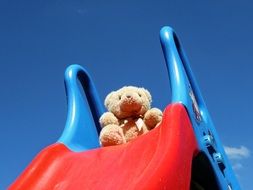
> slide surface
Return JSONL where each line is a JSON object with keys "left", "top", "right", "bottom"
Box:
{"left": 9, "top": 104, "right": 198, "bottom": 190}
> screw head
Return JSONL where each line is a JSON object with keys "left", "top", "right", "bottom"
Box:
{"left": 203, "top": 135, "right": 214, "bottom": 147}
{"left": 213, "top": 152, "right": 223, "bottom": 163}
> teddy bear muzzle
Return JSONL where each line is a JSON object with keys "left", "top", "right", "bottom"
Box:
{"left": 119, "top": 93, "right": 142, "bottom": 113}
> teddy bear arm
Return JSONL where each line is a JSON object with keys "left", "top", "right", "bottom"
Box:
{"left": 144, "top": 108, "right": 163, "bottom": 130}
{"left": 99, "top": 124, "right": 126, "bottom": 147}
{"left": 99, "top": 112, "right": 119, "bottom": 128}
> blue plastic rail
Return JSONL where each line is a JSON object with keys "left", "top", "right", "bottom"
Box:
{"left": 160, "top": 26, "right": 240, "bottom": 189}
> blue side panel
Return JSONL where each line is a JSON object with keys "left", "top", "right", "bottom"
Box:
{"left": 58, "top": 64, "right": 104, "bottom": 152}
{"left": 160, "top": 26, "right": 240, "bottom": 190}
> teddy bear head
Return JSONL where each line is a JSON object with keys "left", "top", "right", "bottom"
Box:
{"left": 104, "top": 86, "right": 152, "bottom": 119}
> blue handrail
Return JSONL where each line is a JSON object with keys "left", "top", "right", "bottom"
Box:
{"left": 160, "top": 26, "right": 240, "bottom": 190}
{"left": 58, "top": 64, "right": 104, "bottom": 152}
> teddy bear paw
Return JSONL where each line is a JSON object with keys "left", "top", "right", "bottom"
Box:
{"left": 144, "top": 108, "right": 163, "bottom": 130}
{"left": 99, "top": 112, "right": 119, "bottom": 127}
{"left": 99, "top": 124, "right": 126, "bottom": 147}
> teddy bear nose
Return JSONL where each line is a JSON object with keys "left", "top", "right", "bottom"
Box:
{"left": 126, "top": 95, "right": 131, "bottom": 98}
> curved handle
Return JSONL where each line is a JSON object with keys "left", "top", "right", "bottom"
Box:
{"left": 160, "top": 26, "right": 205, "bottom": 115}
{"left": 160, "top": 26, "right": 240, "bottom": 189}
{"left": 58, "top": 64, "right": 104, "bottom": 152}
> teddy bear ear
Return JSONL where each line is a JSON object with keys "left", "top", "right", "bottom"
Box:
{"left": 140, "top": 88, "right": 152, "bottom": 102}
{"left": 104, "top": 91, "right": 115, "bottom": 108}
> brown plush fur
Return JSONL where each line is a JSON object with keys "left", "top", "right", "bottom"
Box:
{"left": 99, "top": 86, "right": 163, "bottom": 147}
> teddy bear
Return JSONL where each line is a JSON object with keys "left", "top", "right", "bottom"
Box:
{"left": 99, "top": 86, "right": 163, "bottom": 147}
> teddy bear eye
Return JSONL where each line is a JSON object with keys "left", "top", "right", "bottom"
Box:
{"left": 138, "top": 93, "right": 142, "bottom": 97}
{"left": 119, "top": 95, "right": 121, "bottom": 100}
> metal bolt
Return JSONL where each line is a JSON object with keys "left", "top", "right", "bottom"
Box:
{"left": 213, "top": 152, "right": 226, "bottom": 171}
{"left": 203, "top": 135, "right": 214, "bottom": 147}
{"left": 213, "top": 152, "right": 223, "bottom": 164}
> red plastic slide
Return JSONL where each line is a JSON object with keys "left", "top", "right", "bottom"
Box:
{"left": 9, "top": 104, "right": 198, "bottom": 190}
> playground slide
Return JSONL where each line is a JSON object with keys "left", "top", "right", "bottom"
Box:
{"left": 9, "top": 26, "right": 240, "bottom": 190}
{"left": 9, "top": 104, "right": 198, "bottom": 190}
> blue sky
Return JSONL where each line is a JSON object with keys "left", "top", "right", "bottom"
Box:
{"left": 0, "top": 0, "right": 252, "bottom": 189}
